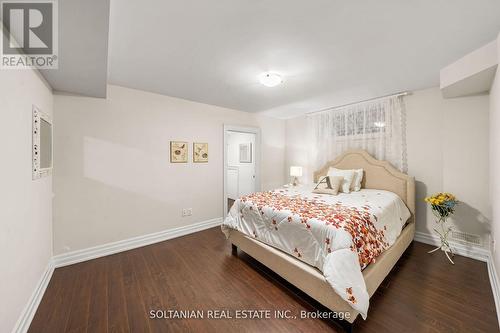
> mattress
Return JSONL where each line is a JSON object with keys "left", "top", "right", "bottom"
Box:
{"left": 222, "top": 185, "right": 411, "bottom": 318}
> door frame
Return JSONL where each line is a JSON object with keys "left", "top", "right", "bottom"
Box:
{"left": 223, "top": 125, "right": 261, "bottom": 218}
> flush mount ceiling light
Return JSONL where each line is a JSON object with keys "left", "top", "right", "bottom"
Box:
{"left": 259, "top": 72, "right": 283, "bottom": 87}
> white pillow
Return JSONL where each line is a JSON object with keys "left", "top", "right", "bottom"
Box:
{"left": 327, "top": 168, "right": 355, "bottom": 193}
{"left": 351, "top": 169, "right": 364, "bottom": 191}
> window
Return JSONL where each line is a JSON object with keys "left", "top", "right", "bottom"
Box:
{"left": 333, "top": 108, "right": 387, "bottom": 138}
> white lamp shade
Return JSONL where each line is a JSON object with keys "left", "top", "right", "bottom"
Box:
{"left": 290, "top": 166, "right": 303, "bottom": 177}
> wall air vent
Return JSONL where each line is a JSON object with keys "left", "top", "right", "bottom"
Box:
{"left": 451, "top": 231, "right": 481, "bottom": 246}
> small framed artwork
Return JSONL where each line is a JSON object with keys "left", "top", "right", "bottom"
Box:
{"left": 193, "top": 142, "right": 208, "bottom": 163}
{"left": 239, "top": 143, "right": 252, "bottom": 163}
{"left": 170, "top": 141, "right": 188, "bottom": 163}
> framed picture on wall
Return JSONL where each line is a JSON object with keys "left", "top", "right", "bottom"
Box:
{"left": 239, "top": 143, "right": 252, "bottom": 163}
{"left": 193, "top": 142, "right": 208, "bottom": 162}
{"left": 170, "top": 141, "right": 188, "bottom": 163}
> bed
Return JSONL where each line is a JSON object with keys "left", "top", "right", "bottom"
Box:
{"left": 221, "top": 150, "right": 415, "bottom": 329}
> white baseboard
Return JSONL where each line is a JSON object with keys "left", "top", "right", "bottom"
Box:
{"left": 12, "top": 259, "right": 55, "bottom": 333}
{"left": 53, "top": 217, "right": 223, "bottom": 268}
{"left": 487, "top": 256, "right": 500, "bottom": 329}
{"left": 414, "top": 231, "right": 489, "bottom": 262}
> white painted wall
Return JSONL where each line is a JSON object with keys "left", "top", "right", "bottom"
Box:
{"left": 53, "top": 85, "right": 285, "bottom": 254}
{"left": 490, "top": 33, "right": 500, "bottom": 275}
{"left": 0, "top": 68, "right": 53, "bottom": 330}
{"left": 407, "top": 88, "right": 490, "bottom": 244}
{"left": 227, "top": 131, "right": 256, "bottom": 197}
{"left": 286, "top": 87, "right": 490, "bottom": 247}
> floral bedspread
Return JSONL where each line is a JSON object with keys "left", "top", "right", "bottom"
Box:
{"left": 222, "top": 186, "right": 410, "bottom": 319}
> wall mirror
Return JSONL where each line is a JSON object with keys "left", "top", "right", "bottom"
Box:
{"left": 32, "top": 105, "right": 53, "bottom": 179}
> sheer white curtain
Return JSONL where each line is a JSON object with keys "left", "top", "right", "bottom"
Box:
{"left": 307, "top": 95, "right": 407, "bottom": 173}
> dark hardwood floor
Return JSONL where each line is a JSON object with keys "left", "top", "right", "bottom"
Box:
{"left": 29, "top": 227, "right": 498, "bottom": 333}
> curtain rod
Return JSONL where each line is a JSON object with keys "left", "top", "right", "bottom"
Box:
{"left": 306, "top": 91, "right": 410, "bottom": 116}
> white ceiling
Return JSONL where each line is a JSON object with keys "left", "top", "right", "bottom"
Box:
{"left": 114, "top": 1, "right": 498, "bottom": 117}
{"left": 41, "top": 0, "right": 110, "bottom": 98}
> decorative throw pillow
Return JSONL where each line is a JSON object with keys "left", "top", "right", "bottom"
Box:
{"left": 350, "top": 169, "right": 364, "bottom": 191}
{"left": 327, "top": 168, "right": 355, "bottom": 193}
{"left": 314, "top": 176, "right": 331, "bottom": 189}
{"left": 312, "top": 176, "right": 343, "bottom": 195}
{"left": 328, "top": 175, "right": 344, "bottom": 193}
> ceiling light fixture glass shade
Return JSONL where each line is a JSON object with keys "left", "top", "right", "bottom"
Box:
{"left": 259, "top": 72, "right": 283, "bottom": 87}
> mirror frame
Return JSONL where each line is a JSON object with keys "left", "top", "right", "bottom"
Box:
{"left": 32, "top": 105, "right": 53, "bottom": 180}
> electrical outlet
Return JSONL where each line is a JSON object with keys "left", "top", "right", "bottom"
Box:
{"left": 182, "top": 208, "right": 193, "bottom": 217}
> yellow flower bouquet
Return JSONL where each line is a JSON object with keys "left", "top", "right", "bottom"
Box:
{"left": 424, "top": 192, "right": 458, "bottom": 264}
{"left": 424, "top": 192, "right": 458, "bottom": 219}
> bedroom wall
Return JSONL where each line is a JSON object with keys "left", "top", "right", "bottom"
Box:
{"left": 53, "top": 85, "right": 285, "bottom": 254}
{"left": 490, "top": 34, "right": 500, "bottom": 274}
{"left": 0, "top": 64, "right": 54, "bottom": 330}
{"left": 285, "top": 87, "right": 490, "bottom": 247}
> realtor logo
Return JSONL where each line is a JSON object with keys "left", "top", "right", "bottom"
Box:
{"left": 1, "top": 0, "right": 58, "bottom": 69}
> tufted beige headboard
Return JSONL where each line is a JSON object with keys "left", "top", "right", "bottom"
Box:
{"left": 314, "top": 150, "right": 415, "bottom": 223}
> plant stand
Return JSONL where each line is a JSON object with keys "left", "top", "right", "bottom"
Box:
{"left": 428, "top": 218, "right": 455, "bottom": 264}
